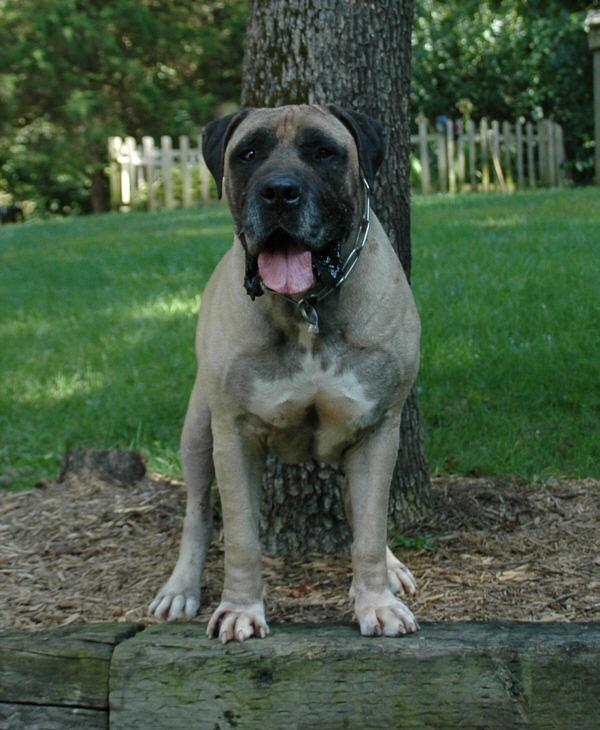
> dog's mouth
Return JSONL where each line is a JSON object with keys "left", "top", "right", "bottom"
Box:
{"left": 257, "top": 229, "right": 315, "bottom": 295}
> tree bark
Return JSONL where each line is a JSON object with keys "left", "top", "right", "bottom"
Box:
{"left": 242, "top": 0, "right": 431, "bottom": 555}
{"left": 90, "top": 169, "right": 109, "bottom": 214}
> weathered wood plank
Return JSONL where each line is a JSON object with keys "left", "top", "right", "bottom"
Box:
{"left": 502, "top": 121, "right": 514, "bottom": 190}
{"left": 110, "top": 622, "right": 600, "bottom": 730}
{"left": 456, "top": 121, "right": 466, "bottom": 191}
{"left": 124, "top": 137, "right": 137, "bottom": 206}
{"left": 436, "top": 128, "right": 447, "bottom": 192}
{"left": 515, "top": 120, "right": 525, "bottom": 189}
{"left": 160, "top": 135, "right": 174, "bottom": 209}
{"left": 538, "top": 121, "right": 548, "bottom": 185}
{"left": 491, "top": 120, "right": 505, "bottom": 190}
{"left": 198, "top": 134, "right": 211, "bottom": 203}
{"left": 546, "top": 120, "right": 556, "bottom": 187}
{"left": 526, "top": 122, "right": 536, "bottom": 187}
{"left": 142, "top": 136, "right": 156, "bottom": 211}
{"left": 107, "top": 137, "right": 121, "bottom": 211}
{"left": 0, "top": 623, "right": 140, "bottom": 710}
{"left": 480, "top": 118, "right": 490, "bottom": 192}
{"left": 467, "top": 118, "right": 476, "bottom": 189}
{"left": 179, "top": 135, "right": 192, "bottom": 208}
{"left": 446, "top": 119, "right": 456, "bottom": 193}
{"left": 0, "top": 703, "right": 106, "bottom": 730}
{"left": 556, "top": 123, "right": 566, "bottom": 186}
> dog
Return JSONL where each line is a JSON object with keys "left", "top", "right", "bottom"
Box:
{"left": 149, "top": 105, "right": 421, "bottom": 642}
{"left": 0, "top": 205, "right": 24, "bottom": 224}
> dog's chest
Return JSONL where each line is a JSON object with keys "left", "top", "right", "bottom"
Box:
{"left": 247, "top": 352, "right": 376, "bottom": 463}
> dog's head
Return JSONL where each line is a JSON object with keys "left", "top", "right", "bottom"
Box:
{"left": 202, "top": 105, "right": 386, "bottom": 297}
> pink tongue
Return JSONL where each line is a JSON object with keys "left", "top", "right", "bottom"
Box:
{"left": 258, "top": 243, "right": 314, "bottom": 295}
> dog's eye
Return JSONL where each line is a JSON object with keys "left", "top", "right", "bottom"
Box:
{"left": 239, "top": 148, "right": 256, "bottom": 162}
{"left": 315, "top": 147, "right": 335, "bottom": 161}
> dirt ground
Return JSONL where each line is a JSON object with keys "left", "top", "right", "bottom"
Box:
{"left": 1, "top": 471, "right": 598, "bottom": 630}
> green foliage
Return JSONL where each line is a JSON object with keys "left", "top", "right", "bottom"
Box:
{"left": 1, "top": 190, "right": 599, "bottom": 490}
{"left": 412, "top": 0, "right": 600, "bottom": 181}
{"left": 1, "top": 1, "right": 598, "bottom": 210}
{"left": 0, "top": 0, "right": 247, "bottom": 213}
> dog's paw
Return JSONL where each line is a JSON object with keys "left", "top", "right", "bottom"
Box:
{"left": 386, "top": 546, "right": 417, "bottom": 596}
{"left": 353, "top": 588, "right": 419, "bottom": 637}
{"left": 207, "top": 601, "right": 269, "bottom": 644}
{"left": 148, "top": 573, "right": 201, "bottom": 621}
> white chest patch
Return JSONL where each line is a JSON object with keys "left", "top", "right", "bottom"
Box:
{"left": 248, "top": 354, "right": 376, "bottom": 461}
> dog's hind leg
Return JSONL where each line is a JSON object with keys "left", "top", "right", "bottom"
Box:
{"left": 149, "top": 378, "right": 214, "bottom": 620}
{"left": 342, "top": 479, "right": 417, "bottom": 597}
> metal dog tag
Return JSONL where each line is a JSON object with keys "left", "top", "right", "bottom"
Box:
{"left": 299, "top": 300, "right": 319, "bottom": 335}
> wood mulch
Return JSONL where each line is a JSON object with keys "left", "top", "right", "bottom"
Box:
{"left": 1, "top": 472, "right": 598, "bottom": 630}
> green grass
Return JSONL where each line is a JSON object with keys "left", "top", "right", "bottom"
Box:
{"left": 0, "top": 205, "right": 233, "bottom": 489}
{"left": 412, "top": 188, "right": 599, "bottom": 480}
{"left": 1, "top": 188, "right": 598, "bottom": 489}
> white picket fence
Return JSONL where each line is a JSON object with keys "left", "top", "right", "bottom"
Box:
{"left": 108, "top": 118, "right": 566, "bottom": 210}
{"left": 107, "top": 135, "right": 212, "bottom": 211}
{"left": 411, "top": 118, "right": 566, "bottom": 194}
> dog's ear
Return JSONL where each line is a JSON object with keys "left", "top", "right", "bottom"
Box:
{"left": 327, "top": 106, "right": 386, "bottom": 188}
{"left": 202, "top": 109, "right": 252, "bottom": 198}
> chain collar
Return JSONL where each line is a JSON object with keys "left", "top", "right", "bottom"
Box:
{"left": 238, "top": 177, "right": 371, "bottom": 335}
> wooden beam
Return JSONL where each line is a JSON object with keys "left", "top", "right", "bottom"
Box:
{"left": 180, "top": 135, "right": 192, "bottom": 208}
{"left": 125, "top": 137, "right": 137, "bottom": 207}
{"left": 538, "top": 122, "right": 548, "bottom": 185}
{"left": 526, "top": 122, "right": 536, "bottom": 188}
{"left": 515, "top": 120, "right": 525, "bottom": 189}
{"left": 436, "top": 127, "right": 447, "bottom": 193}
{"left": 490, "top": 120, "right": 506, "bottom": 191}
{"left": 0, "top": 623, "right": 140, "bottom": 729}
{"left": 107, "top": 137, "right": 121, "bottom": 211}
{"left": 456, "top": 120, "right": 466, "bottom": 191}
{"left": 502, "top": 121, "right": 514, "bottom": 191}
{"left": 2, "top": 622, "right": 599, "bottom": 729}
{"left": 160, "top": 135, "right": 174, "bottom": 209}
{"left": 110, "top": 622, "right": 600, "bottom": 729}
{"left": 556, "top": 123, "right": 566, "bottom": 186}
{"left": 142, "top": 136, "right": 156, "bottom": 211}
{"left": 480, "top": 118, "right": 490, "bottom": 192}
{"left": 467, "top": 119, "right": 476, "bottom": 190}
{"left": 198, "top": 135, "right": 211, "bottom": 204}
{"left": 446, "top": 119, "right": 456, "bottom": 193}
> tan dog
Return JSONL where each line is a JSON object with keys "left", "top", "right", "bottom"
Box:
{"left": 149, "top": 105, "right": 420, "bottom": 641}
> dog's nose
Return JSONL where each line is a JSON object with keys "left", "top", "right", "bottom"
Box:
{"left": 259, "top": 176, "right": 302, "bottom": 210}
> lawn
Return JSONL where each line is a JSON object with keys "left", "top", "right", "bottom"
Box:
{"left": 1, "top": 188, "right": 598, "bottom": 489}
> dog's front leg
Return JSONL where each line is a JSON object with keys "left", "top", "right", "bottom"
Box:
{"left": 345, "top": 416, "right": 419, "bottom": 637}
{"left": 149, "top": 380, "right": 214, "bottom": 621}
{"left": 207, "top": 418, "right": 268, "bottom": 643}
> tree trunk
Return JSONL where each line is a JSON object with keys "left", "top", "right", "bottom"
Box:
{"left": 242, "top": 0, "right": 431, "bottom": 555}
{"left": 90, "top": 169, "right": 109, "bottom": 214}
